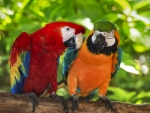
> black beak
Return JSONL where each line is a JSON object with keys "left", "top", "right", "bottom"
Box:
{"left": 95, "top": 33, "right": 107, "bottom": 52}
{"left": 64, "top": 35, "right": 76, "bottom": 47}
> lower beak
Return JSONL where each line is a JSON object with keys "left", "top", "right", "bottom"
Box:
{"left": 95, "top": 34, "right": 107, "bottom": 52}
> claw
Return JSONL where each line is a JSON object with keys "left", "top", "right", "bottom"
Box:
{"left": 50, "top": 93, "right": 68, "bottom": 113}
{"left": 99, "top": 95, "right": 116, "bottom": 113}
{"left": 22, "top": 92, "right": 38, "bottom": 112}
{"left": 70, "top": 94, "right": 78, "bottom": 112}
{"left": 29, "top": 93, "right": 38, "bottom": 112}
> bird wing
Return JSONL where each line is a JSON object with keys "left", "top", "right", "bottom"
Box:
{"left": 62, "top": 46, "right": 79, "bottom": 80}
{"left": 57, "top": 46, "right": 79, "bottom": 89}
{"left": 111, "top": 46, "right": 122, "bottom": 78}
{"left": 9, "top": 32, "right": 31, "bottom": 94}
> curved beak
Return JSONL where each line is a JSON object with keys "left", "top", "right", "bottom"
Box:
{"left": 64, "top": 35, "right": 76, "bottom": 47}
{"left": 95, "top": 33, "right": 107, "bottom": 52}
{"left": 64, "top": 33, "right": 84, "bottom": 49}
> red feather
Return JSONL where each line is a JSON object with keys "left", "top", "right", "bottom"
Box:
{"left": 9, "top": 32, "right": 30, "bottom": 67}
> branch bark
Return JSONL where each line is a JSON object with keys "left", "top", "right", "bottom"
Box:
{"left": 0, "top": 92, "right": 150, "bottom": 113}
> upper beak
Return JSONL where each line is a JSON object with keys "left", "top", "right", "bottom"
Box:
{"left": 95, "top": 33, "right": 107, "bottom": 52}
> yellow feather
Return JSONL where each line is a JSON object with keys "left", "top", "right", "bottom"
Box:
{"left": 10, "top": 55, "right": 25, "bottom": 88}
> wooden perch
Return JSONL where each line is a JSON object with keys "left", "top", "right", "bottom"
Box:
{"left": 0, "top": 92, "right": 150, "bottom": 113}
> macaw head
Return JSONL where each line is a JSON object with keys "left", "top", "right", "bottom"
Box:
{"left": 45, "top": 21, "right": 86, "bottom": 50}
{"left": 87, "top": 20, "right": 120, "bottom": 55}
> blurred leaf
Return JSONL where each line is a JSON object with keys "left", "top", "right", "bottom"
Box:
{"left": 139, "top": 11, "right": 150, "bottom": 19}
{"left": 133, "top": 91, "right": 150, "bottom": 103}
{"left": 133, "top": 44, "right": 148, "bottom": 53}
{"left": 19, "top": 22, "right": 42, "bottom": 33}
{"left": 133, "top": 1, "right": 150, "bottom": 10}
{"left": 122, "top": 51, "right": 138, "bottom": 66}
{"left": 102, "top": 13, "right": 119, "bottom": 22}
{"left": 122, "top": 21, "right": 130, "bottom": 36}
{"left": 56, "top": 87, "right": 69, "bottom": 99}
{"left": 108, "top": 87, "right": 137, "bottom": 102}
{"left": 0, "top": 31, "right": 4, "bottom": 40}
{"left": 114, "top": 0, "right": 131, "bottom": 15}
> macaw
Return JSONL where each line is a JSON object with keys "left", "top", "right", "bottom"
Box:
{"left": 59, "top": 20, "right": 122, "bottom": 113}
{"left": 9, "top": 21, "right": 86, "bottom": 112}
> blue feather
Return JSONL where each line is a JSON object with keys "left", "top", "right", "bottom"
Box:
{"left": 77, "top": 87, "right": 95, "bottom": 100}
{"left": 11, "top": 51, "right": 30, "bottom": 94}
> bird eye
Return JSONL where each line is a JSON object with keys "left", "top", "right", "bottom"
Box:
{"left": 110, "top": 30, "right": 114, "bottom": 35}
{"left": 66, "top": 27, "right": 70, "bottom": 31}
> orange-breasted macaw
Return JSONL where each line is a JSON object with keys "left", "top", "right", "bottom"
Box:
{"left": 58, "top": 20, "right": 122, "bottom": 113}
{"left": 9, "top": 21, "right": 86, "bottom": 112}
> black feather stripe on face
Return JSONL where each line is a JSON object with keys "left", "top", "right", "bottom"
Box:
{"left": 86, "top": 34, "right": 118, "bottom": 56}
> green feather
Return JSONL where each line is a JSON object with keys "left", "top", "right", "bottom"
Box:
{"left": 94, "top": 20, "right": 117, "bottom": 32}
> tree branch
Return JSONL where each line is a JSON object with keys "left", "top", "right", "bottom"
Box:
{"left": 0, "top": 92, "right": 150, "bottom": 113}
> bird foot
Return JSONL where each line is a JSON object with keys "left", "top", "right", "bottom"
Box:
{"left": 49, "top": 93, "right": 68, "bottom": 113}
{"left": 69, "top": 94, "right": 78, "bottom": 113}
{"left": 98, "top": 95, "right": 116, "bottom": 113}
{"left": 22, "top": 92, "right": 38, "bottom": 112}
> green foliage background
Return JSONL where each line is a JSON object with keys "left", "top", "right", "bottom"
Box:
{"left": 0, "top": 0, "right": 150, "bottom": 104}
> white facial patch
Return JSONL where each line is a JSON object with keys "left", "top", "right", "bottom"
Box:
{"left": 105, "top": 36, "right": 115, "bottom": 47}
{"left": 105, "top": 30, "right": 115, "bottom": 47}
{"left": 75, "top": 33, "right": 84, "bottom": 49}
{"left": 61, "top": 26, "right": 75, "bottom": 42}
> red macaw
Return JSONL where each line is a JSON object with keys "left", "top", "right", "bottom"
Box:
{"left": 59, "top": 20, "right": 122, "bottom": 113}
{"left": 9, "top": 21, "right": 86, "bottom": 112}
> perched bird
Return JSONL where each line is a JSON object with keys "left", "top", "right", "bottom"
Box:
{"left": 59, "top": 20, "right": 122, "bottom": 113}
{"left": 9, "top": 21, "right": 86, "bottom": 112}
